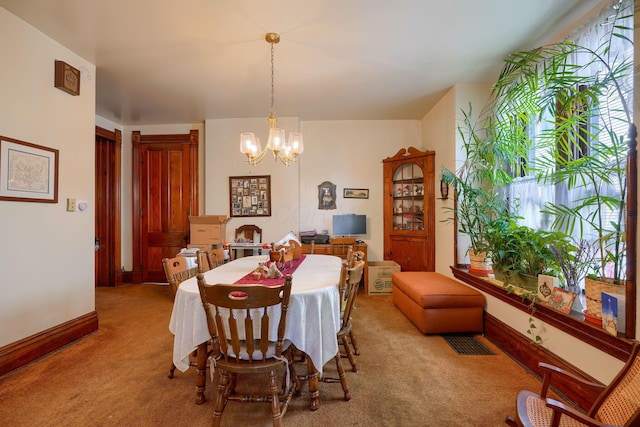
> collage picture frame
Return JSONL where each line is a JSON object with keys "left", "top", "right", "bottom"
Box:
{"left": 229, "top": 175, "right": 271, "bottom": 217}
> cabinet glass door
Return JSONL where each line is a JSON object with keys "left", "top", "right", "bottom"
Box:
{"left": 392, "top": 162, "right": 424, "bottom": 231}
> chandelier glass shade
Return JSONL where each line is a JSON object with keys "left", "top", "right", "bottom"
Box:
{"left": 240, "top": 33, "right": 304, "bottom": 166}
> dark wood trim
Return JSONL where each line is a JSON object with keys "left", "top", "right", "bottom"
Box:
{"left": 95, "top": 126, "right": 122, "bottom": 287}
{"left": 484, "top": 312, "right": 601, "bottom": 411}
{"left": 454, "top": 267, "right": 633, "bottom": 361}
{"left": 0, "top": 311, "right": 98, "bottom": 377}
{"left": 188, "top": 130, "right": 199, "bottom": 216}
{"left": 131, "top": 131, "right": 142, "bottom": 284}
{"left": 626, "top": 123, "right": 637, "bottom": 337}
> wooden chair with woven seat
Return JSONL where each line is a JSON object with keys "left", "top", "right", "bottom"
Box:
{"left": 162, "top": 256, "right": 199, "bottom": 379}
{"left": 505, "top": 341, "right": 640, "bottom": 427}
{"left": 197, "top": 274, "right": 298, "bottom": 427}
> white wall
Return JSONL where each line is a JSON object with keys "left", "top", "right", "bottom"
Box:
{"left": 422, "top": 87, "right": 457, "bottom": 275}
{"left": 299, "top": 120, "right": 420, "bottom": 260}
{"left": 198, "top": 118, "right": 420, "bottom": 260}
{"left": 0, "top": 8, "right": 96, "bottom": 346}
{"left": 204, "top": 117, "right": 301, "bottom": 246}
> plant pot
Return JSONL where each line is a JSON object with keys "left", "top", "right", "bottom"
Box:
{"left": 584, "top": 277, "right": 624, "bottom": 320}
{"left": 582, "top": 309, "right": 602, "bottom": 326}
{"left": 517, "top": 273, "right": 539, "bottom": 293}
{"left": 493, "top": 269, "right": 516, "bottom": 286}
{"left": 468, "top": 250, "right": 493, "bottom": 275}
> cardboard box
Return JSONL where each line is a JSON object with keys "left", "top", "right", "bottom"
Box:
{"left": 368, "top": 261, "right": 401, "bottom": 295}
{"left": 189, "top": 215, "right": 230, "bottom": 245}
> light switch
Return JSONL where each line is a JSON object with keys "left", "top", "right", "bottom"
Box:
{"left": 66, "top": 198, "right": 76, "bottom": 212}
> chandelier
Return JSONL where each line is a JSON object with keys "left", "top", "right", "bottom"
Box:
{"left": 240, "top": 33, "right": 304, "bottom": 166}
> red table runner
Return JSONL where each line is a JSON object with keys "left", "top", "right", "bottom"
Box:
{"left": 234, "top": 255, "right": 307, "bottom": 286}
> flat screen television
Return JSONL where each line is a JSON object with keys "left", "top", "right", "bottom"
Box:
{"left": 332, "top": 214, "right": 367, "bottom": 236}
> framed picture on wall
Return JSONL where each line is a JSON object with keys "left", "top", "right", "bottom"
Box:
{"left": 344, "top": 188, "right": 369, "bottom": 199}
{"left": 229, "top": 175, "right": 271, "bottom": 217}
{"left": 0, "top": 136, "right": 59, "bottom": 203}
{"left": 318, "top": 181, "right": 336, "bottom": 210}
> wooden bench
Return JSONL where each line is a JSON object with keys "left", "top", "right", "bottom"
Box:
{"left": 392, "top": 272, "right": 485, "bottom": 334}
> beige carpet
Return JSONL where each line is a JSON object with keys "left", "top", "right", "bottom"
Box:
{"left": 0, "top": 283, "right": 545, "bottom": 426}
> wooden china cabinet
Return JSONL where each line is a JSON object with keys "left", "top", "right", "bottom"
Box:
{"left": 382, "top": 147, "right": 435, "bottom": 271}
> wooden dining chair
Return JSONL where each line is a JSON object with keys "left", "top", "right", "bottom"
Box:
{"left": 346, "top": 249, "right": 365, "bottom": 355}
{"left": 162, "top": 256, "right": 198, "bottom": 299}
{"left": 197, "top": 274, "right": 297, "bottom": 427}
{"left": 308, "top": 259, "right": 366, "bottom": 402}
{"left": 338, "top": 260, "right": 365, "bottom": 372}
{"left": 196, "top": 250, "right": 212, "bottom": 273}
{"left": 330, "top": 237, "right": 356, "bottom": 258}
{"left": 162, "top": 256, "right": 200, "bottom": 379}
{"left": 505, "top": 341, "right": 640, "bottom": 427}
{"left": 235, "top": 224, "right": 262, "bottom": 242}
{"left": 206, "top": 248, "right": 225, "bottom": 268}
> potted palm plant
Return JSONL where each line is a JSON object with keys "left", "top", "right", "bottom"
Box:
{"left": 441, "top": 104, "right": 514, "bottom": 274}
{"left": 489, "top": 2, "right": 633, "bottom": 319}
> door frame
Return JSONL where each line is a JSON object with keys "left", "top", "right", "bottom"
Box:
{"left": 95, "top": 126, "right": 122, "bottom": 287}
{"left": 131, "top": 130, "right": 199, "bottom": 283}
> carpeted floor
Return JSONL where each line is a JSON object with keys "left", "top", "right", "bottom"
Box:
{"left": 0, "top": 283, "right": 546, "bottom": 426}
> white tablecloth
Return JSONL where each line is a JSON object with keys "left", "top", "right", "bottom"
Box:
{"left": 169, "top": 254, "right": 342, "bottom": 375}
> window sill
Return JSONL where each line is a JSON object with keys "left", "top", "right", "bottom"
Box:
{"left": 451, "top": 267, "right": 633, "bottom": 361}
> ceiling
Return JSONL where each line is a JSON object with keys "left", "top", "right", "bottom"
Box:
{"left": 1, "top": 0, "right": 601, "bottom": 126}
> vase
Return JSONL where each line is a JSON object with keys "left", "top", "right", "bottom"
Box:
{"left": 571, "top": 295, "right": 585, "bottom": 314}
{"left": 468, "top": 250, "right": 493, "bottom": 275}
{"left": 584, "top": 277, "right": 624, "bottom": 320}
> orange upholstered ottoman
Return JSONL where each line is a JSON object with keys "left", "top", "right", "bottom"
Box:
{"left": 392, "top": 272, "right": 484, "bottom": 334}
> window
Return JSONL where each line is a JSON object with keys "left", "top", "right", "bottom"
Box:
{"left": 457, "top": 0, "right": 635, "bottom": 341}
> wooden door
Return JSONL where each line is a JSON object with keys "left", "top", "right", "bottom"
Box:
{"left": 95, "top": 127, "right": 122, "bottom": 287}
{"left": 132, "top": 130, "right": 198, "bottom": 283}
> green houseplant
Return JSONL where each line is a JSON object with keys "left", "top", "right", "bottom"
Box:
{"left": 441, "top": 104, "right": 515, "bottom": 273}
{"left": 488, "top": 2, "right": 633, "bottom": 318}
{"left": 485, "top": 212, "right": 565, "bottom": 292}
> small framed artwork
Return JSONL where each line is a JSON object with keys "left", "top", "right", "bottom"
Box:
{"left": 344, "top": 188, "right": 369, "bottom": 199}
{"left": 318, "top": 181, "right": 336, "bottom": 210}
{"left": 0, "top": 136, "right": 59, "bottom": 203}
{"left": 229, "top": 175, "right": 271, "bottom": 217}
{"left": 54, "top": 60, "right": 80, "bottom": 96}
{"left": 537, "top": 274, "right": 559, "bottom": 303}
{"left": 546, "top": 287, "right": 577, "bottom": 314}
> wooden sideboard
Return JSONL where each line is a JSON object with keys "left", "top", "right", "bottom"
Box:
{"left": 301, "top": 242, "right": 368, "bottom": 288}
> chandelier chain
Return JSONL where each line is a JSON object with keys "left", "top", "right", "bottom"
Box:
{"left": 270, "top": 41, "right": 275, "bottom": 116}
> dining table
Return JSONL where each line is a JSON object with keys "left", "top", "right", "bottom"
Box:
{"left": 168, "top": 253, "right": 343, "bottom": 410}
